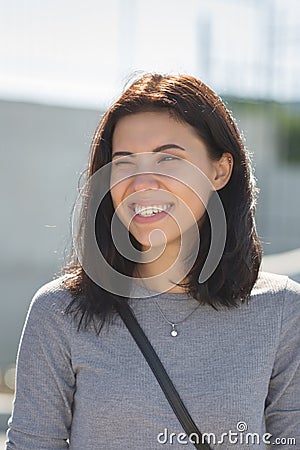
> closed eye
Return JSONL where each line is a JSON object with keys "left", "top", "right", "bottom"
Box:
{"left": 158, "top": 155, "right": 181, "bottom": 163}
{"left": 112, "top": 159, "right": 133, "bottom": 166}
{"left": 112, "top": 153, "right": 182, "bottom": 166}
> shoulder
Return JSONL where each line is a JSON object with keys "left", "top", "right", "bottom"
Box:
{"left": 251, "top": 271, "right": 300, "bottom": 319}
{"left": 15, "top": 275, "right": 79, "bottom": 355}
{"left": 252, "top": 271, "right": 300, "bottom": 297}
{"left": 26, "top": 274, "right": 75, "bottom": 322}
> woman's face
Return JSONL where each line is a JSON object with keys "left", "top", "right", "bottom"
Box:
{"left": 110, "top": 111, "right": 229, "bottom": 250}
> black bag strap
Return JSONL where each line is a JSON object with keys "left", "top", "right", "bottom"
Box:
{"left": 115, "top": 299, "right": 212, "bottom": 450}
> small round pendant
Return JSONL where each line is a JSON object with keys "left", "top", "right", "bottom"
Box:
{"left": 171, "top": 329, "right": 178, "bottom": 337}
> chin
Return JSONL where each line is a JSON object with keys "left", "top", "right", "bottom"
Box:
{"left": 135, "top": 232, "right": 182, "bottom": 250}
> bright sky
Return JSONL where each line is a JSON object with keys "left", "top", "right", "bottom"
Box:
{"left": 0, "top": 0, "right": 299, "bottom": 108}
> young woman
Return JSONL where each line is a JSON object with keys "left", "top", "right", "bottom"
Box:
{"left": 6, "top": 74, "right": 300, "bottom": 449}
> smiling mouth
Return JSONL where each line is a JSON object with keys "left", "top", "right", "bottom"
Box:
{"left": 130, "top": 203, "right": 174, "bottom": 217}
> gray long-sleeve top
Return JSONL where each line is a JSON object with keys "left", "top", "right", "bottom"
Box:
{"left": 5, "top": 271, "right": 300, "bottom": 449}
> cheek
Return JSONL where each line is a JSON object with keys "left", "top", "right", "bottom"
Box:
{"left": 172, "top": 180, "right": 212, "bottom": 228}
{"left": 110, "top": 182, "right": 132, "bottom": 230}
{"left": 171, "top": 175, "right": 212, "bottom": 207}
{"left": 109, "top": 187, "right": 118, "bottom": 210}
{"left": 110, "top": 180, "right": 125, "bottom": 208}
{"left": 189, "top": 196, "right": 207, "bottom": 223}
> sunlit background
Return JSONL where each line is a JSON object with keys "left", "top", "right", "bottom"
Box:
{"left": 0, "top": 0, "right": 300, "bottom": 444}
{"left": 1, "top": 0, "right": 300, "bottom": 105}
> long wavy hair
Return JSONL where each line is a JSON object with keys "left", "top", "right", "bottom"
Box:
{"left": 63, "top": 73, "right": 262, "bottom": 333}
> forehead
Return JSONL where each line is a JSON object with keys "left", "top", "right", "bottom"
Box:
{"left": 112, "top": 111, "right": 199, "bottom": 151}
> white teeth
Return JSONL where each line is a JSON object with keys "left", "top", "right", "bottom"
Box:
{"left": 134, "top": 204, "right": 172, "bottom": 217}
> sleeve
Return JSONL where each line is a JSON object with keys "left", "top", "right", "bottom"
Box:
{"left": 5, "top": 285, "right": 76, "bottom": 449}
{"left": 265, "top": 277, "right": 300, "bottom": 447}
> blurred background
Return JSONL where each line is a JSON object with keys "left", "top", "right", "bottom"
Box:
{"left": 0, "top": 0, "right": 300, "bottom": 445}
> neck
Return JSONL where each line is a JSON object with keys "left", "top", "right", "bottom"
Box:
{"left": 134, "top": 230, "right": 199, "bottom": 294}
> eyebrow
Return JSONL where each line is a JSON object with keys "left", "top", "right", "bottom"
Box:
{"left": 111, "top": 144, "right": 186, "bottom": 159}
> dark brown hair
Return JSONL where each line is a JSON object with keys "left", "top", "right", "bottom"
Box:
{"left": 63, "top": 73, "right": 262, "bottom": 332}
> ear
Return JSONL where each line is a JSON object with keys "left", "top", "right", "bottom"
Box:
{"left": 212, "top": 152, "right": 234, "bottom": 190}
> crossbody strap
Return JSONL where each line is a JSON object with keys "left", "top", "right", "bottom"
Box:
{"left": 115, "top": 299, "right": 212, "bottom": 450}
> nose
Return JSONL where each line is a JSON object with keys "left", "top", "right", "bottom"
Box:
{"left": 131, "top": 173, "right": 160, "bottom": 192}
